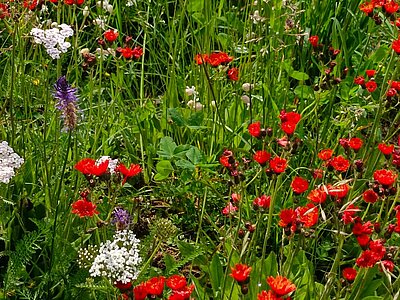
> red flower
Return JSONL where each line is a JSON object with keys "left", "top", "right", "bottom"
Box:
{"left": 64, "top": 0, "right": 84, "bottom": 5}
{"left": 219, "top": 155, "right": 231, "bottom": 167}
{"left": 352, "top": 221, "right": 374, "bottom": 236}
{"left": 222, "top": 202, "right": 238, "bottom": 216}
{"left": 253, "top": 150, "right": 271, "bottom": 165}
{"left": 117, "top": 46, "right": 143, "bottom": 59}
{"left": 166, "top": 275, "right": 187, "bottom": 290}
{"left": 378, "top": 143, "right": 394, "bottom": 155}
{"left": 23, "top": 0, "right": 38, "bottom": 10}
{"left": 307, "top": 187, "right": 327, "bottom": 204}
{"left": 366, "top": 70, "right": 376, "bottom": 77}
{"left": 357, "top": 234, "right": 371, "bottom": 247}
{"left": 349, "top": 137, "right": 363, "bottom": 151}
{"left": 248, "top": 121, "right": 261, "bottom": 138}
{"left": 313, "top": 169, "right": 324, "bottom": 179}
{"left": 133, "top": 282, "right": 148, "bottom": 300}
{"left": 75, "top": 158, "right": 109, "bottom": 177}
{"left": 342, "top": 267, "right": 357, "bottom": 281}
{"left": 363, "top": 189, "right": 379, "bottom": 203}
{"left": 387, "top": 88, "right": 397, "bottom": 97}
{"left": 207, "top": 52, "right": 233, "bottom": 67}
{"left": 373, "top": 169, "right": 397, "bottom": 186}
{"left": 253, "top": 195, "right": 271, "bottom": 209}
{"left": 329, "top": 155, "right": 350, "bottom": 172}
{"left": 390, "top": 80, "right": 400, "bottom": 90}
{"left": 365, "top": 80, "right": 377, "bottom": 92}
{"left": 266, "top": 275, "right": 296, "bottom": 297}
{"left": 116, "top": 163, "right": 142, "bottom": 185}
{"left": 104, "top": 29, "right": 119, "bottom": 42}
{"left": 0, "top": 4, "right": 10, "bottom": 19}
{"left": 146, "top": 276, "right": 165, "bottom": 297}
{"left": 326, "top": 184, "right": 350, "bottom": 199}
{"left": 168, "top": 284, "right": 194, "bottom": 300}
{"left": 230, "top": 263, "right": 252, "bottom": 284}
{"left": 270, "top": 157, "right": 288, "bottom": 174}
{"left": 342, "top": 204, "right": 360, "bottom": 225}
{"left": 71, "top": 199, "right": 99, "bottom": 218}
{"left": 291, "top": 176, "right": 309, "bottom": 194}
{"left": 309, "top": 35, "right": 319, "bottom": 48}
{"left": 356, "top": 250, "right": 378, "bottom": 268}
{"left": 380, "top": 260, "right": 395, "bottom": 272}
{"left": 318, "top": 149, "right": 333, "bottom": 161}
{"left": 257, "top": 290, "right": 281, "bottom": 300}
{"left": 279, "top": 110, "right": 301, "bottom": 124}
{"left": 114, "top": 281, "right": 132, "bottom": 291}
{"left": 354, "top": 76, "right": 365, "bottom": 85}
{"left": 359, "top": 2, "right": 375, "bottom": 15}
{"left": 227, "top": 67, "right": 239, "bottom": 81}
{"left": 296, "top": 203, "right": 318, "bottom": 227}
{"left": 194, "top": 54, "right": 208, "bottom": 65}
{"left": 384, "top": 1, "right": 399, "bottom": 13}
{"left": 393, "top": 38, "right": 400, "bottom": 54}
{"left": 281, "top": 122, "right": 297, "bottom": 135}
{"left": 278, "top": 209, "right": 297, "bottom": 228}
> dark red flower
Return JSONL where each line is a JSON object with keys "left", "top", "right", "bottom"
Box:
{"left": 104, "top": 29, "right": 119, "bottom": 43}
{"left": 378, "top": 143, "right": 394, "bottom": 155}
{"left": 227, "top": 67, "right": 239, "bottom": 81}
{"left": 279, "top": 110, "right": 301, "bottom": 124}
{"left": 329, "top": 155, "right": 350, "bottom": 172}
{"left": 365, "top": 80, "right": 377, "bottom": 92}
{"left": 392, "top": 38, "right": 400, "bottom": 54}
{"left": 356, "top": 250, "right": 378, "bottom": 268}
{"left": 386, "top": 88, "right": 397, "bottom": 97}
{"left": 230, "top": 264, "right": 252, "bottom": 284}
{"left": 342, "top": 204, "right": 360, "bottom": 225}
{"left": 354, "top": 76, "right": 365, "bottom": 85}
{"left": 116, "top": 163, "right": 142, "bottom": 185}
{"left": 296, "top": 203, "right": 318, "bottom": 227}
{"left": 349, "top": 137, "right": 363, "bottom": 151}
{"left": 359, "top": 2, "right": 375, "bottom": 15}
{"left": 291, "top": 176, "right": 309, "bottom": 194}
{"left": 253, "top": 150, "right": 271, "bottom": 165}
{"left": 342, "top": 267, "right": 357, "bottom": 281}
{"left": 117, "top": 46, "right": 143, "bottom": 59}
{"left": 309, "top": 35, "right": 319, "bottom": 48}
{"left": 281, "top": 122, "right": 297, "bottom": 135}
{"left": 166, "top": 275, "right": 187, "bottom": 290}
{"left": 0, "top": 4, "right": 10, "bottom": 19}
{"left": 380, "top": 260, "right": 395, "bottom": 272}
{"left": 248, "top": 121, "right": 261, "bottom": 138}
{"left": 146, "top": 276, "right": 165, "bottom": 297}
{"left": 318, "top": 149, "right": 333, "bottom": 161}
{"left": 278, "top": 209, "right": 297, "bottom": 228}
{"left": 373, "top": 169, "right": 397, "bottom": 186}
{"left": 270, "top": 157, "right": 288, "bottom": 174}
{"left": 253, "top": 195, "right": 271, "bottom": 209}
{"left": 114, "top": 281, "right": 132, "bottom": 291}
{"left": 266, "top": 275, "right": 296, "bottom": 297}
{"left": 71, "top": 199, "right": 99, "bottom": 218}
{"left": 363, "top": 189, "right": 379, "bottom": 203}
{"left": 307, "top": 187, "right": 327, "bottom": 204}
{"left": 352, "top": 221, "right": 374, "bottom": 236}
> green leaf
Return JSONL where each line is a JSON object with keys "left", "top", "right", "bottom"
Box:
{"left": 173, "top": 144, "right": 191, "bottom": 159}
{"left": 290, "top": 71, "right": 309, "bottom": 81}
{"left": 362, "top": 297, "right": 384, "bottom": 300}
{"left": 157, "top": 137, "right": 177, "bottom": 159}
{"left": 294, "top": 85, "right": 314, "bottom": 99}
{"left": 156, "top": 160, "right": 174, "bottom": 176}
{"left": 187, "top": 0, "right": 204, "bottom": 12}
{"left": 209, "top": 254, "right": 224, "bottom": 298}
{"left": 175, "top": 159, "right": 195, "bottom": 171}
{"left": 168, "top": 108, "right": 186, "bottom": 126}
{"left": 369, "top": 46, "right": 389, "bottom": 63}
{"left": 186, "top": 146, "right": 204, "bottom": 165}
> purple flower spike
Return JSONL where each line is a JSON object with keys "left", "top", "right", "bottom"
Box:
{"left": 53, "top": 76, "right": 79, "bottom": 131}
{"left": 112, "top": 207, "right": 132, "bottom": 230}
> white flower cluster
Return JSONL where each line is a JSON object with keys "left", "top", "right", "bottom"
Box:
{"left": 89, "top": 230, "right": 142, "bottom": 284}
{"left": 96, "top": 156, "right": 119, "bottom": 174}
{"left": 185, "top": 86, "right": 203, "bottom": 111}
{"left": 96, "top": 0, "right": 113, "bottom": 13}
{"left": 30, "top": 23, "right": 74, "bottom": 59}
{"left": 0, "top": 141, "right": 24, "bottom": 184}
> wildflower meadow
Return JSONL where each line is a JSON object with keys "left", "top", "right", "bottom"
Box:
{"left": 1, "top": 0, "right": 400, "bottom": 299}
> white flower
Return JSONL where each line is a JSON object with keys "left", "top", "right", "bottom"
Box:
{"left": 241, "top": 95, "right": 250, "bottom": 105}
{"left": 96, "top": 156, "right": 119, "bottom": 174}
{"left": 0, "top": 141, "right": 24, "bottom": 184}
{"left": 185, "top": 86, "right": 196, "bottom": 96}
{"left": 242, "top": 83, "right": 254, "bottom": 92}
{"left": 187, "top": 100, "right": 203, "bottom": 111}
{"left": 89, "top": 230, "right": 142, "bottom": 283}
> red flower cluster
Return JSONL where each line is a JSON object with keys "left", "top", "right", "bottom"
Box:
{"left": 117, "top": 46, "right": 143, "bottom": 59}
{"left": 373, "top": 169, "right": 397, "bottom": 186}
{"left": 257, "top": 275, "right": 296, "bottom": 299}
{"left": 253, "top": 195, "right": 271, "bottom": 210}
{"left": 64, "top": 0, "right": 84, "bottom": 5}
{"left": 290, "top": 176, "right": 309, "bottom": 194}
{"left": 356, "top": 239, "right": 386, "bottom": 268}
{"left": 253, "top": 150, "right": 271, "bottom": 165}
{"left": 0, "top": 3, "right": 10, "bottom": 19}
{"left": 341, "top": 204, "right": 360, "bottom": 225}
{"left": 307, "top": 187, "right": 327, "bottom": 204}
{"left": 360, "top": 1, "right": 398, "bottom": 17}
{"left": 354, "top": 72, "right": 377, "bottom": 92}
{"left": 353, "top": 220, "right": 374, "bottom": 247}
{"left": 75, "top": 158, "right": 109, "bottom": 177}
{"left": 279, "top": 110, "right": 301, "bottom": 135}
{"left": 269, "top": 157, "right": 288, "bottom": 174}
{"left": 328, "top": 155, "right": 350, "bottom": 173}
{"left": 116, "top": 163, "right": 142, "bottom": 185}
{"left": 133, "top": 275, "right": 194, "bottom": 300}
{"left": 378, "top": 143, "right": 394, "bottom": 156}
{"left": 194, "top": 52, "right": 233, "bottom": 67}
{"left": 227, "top": 67, "right": 239, "bottom": 81}
{"left": 339, "top": 137, "right": 363, "bottom": 152}
{"left": 278, "top": 203, "right": 318, "bottom": 234}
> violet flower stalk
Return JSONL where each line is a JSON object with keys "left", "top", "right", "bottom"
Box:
{"left": 112, "top": 207, "right": 132, "bottom": 230}
{"left": 53, "top": 76, "right": 79, "bottom": 131}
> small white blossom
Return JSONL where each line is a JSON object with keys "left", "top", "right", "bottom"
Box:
{"left": 0, "top": 141, "right": 24, "bottom": 184}
{"left": 241, "top": 95, "right": 250, "bottom": 105}
{"left": 185, "top": 86, "right": 196, "bottom": 96}
{"left": 89, "top": 230, "right": 142, "bottom": 284}
{"left": 96, "top": 156, "right": 119, "bottom": 174}
{"left": 242, "top": 83, "right": 254, "bottom": 92}
{"left": 187, "top": 100, "right": 203, "bottom": 111}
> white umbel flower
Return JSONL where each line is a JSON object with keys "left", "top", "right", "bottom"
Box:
{"left": 0, "top": 141, "right": 24, "bottom": 184}
{"left": 89, "top": 230, "right": 142, "bottom": 284}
